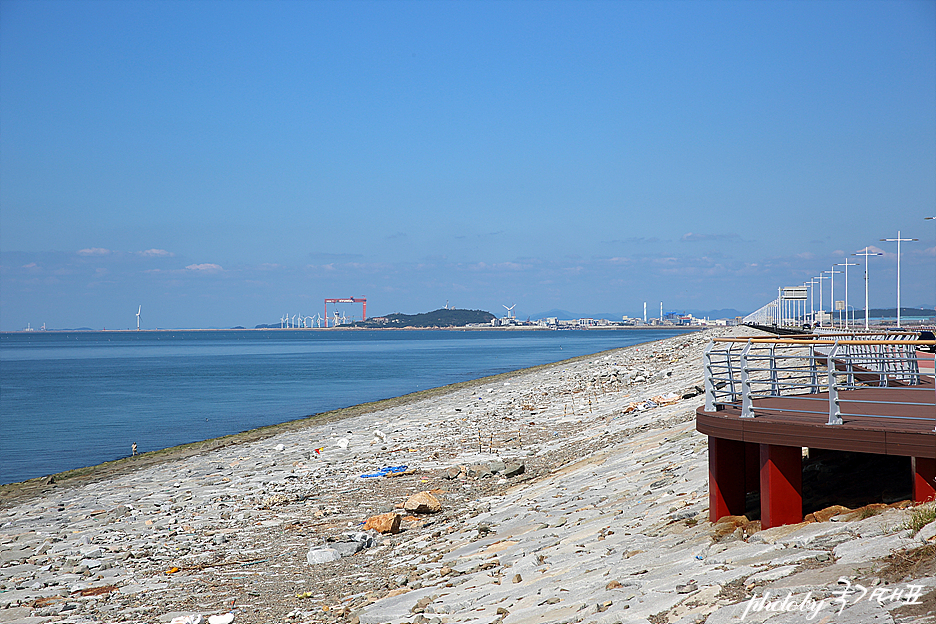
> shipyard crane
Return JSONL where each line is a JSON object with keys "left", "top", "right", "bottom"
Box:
{"left": 324, "top": 297, "right": 366, "bottom": 327}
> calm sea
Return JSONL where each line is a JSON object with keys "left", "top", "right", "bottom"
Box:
{"left": 0, "top": 328, "right": 690, "bottom": 484}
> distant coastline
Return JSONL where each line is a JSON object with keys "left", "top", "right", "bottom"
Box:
{"left": 0, "top": 325, "right": 703, "bottom": 334}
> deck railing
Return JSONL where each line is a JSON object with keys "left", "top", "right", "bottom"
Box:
{"left": 703, "top": 337, "right": 936, "bottom": 425}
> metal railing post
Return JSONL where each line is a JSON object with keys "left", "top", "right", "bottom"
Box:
{"left": 907, "top": 342, "right": 921, "bottom": 385}
{"left": 827, "top": 341, "right": 843, "bottom": 425}
{"left": 769, "top": 344, "right": 779, "bottom": 396}
{"left": 809, "top": 344, "right": 818, "bottom": 393}
{"left": 741, "top": 340, "right": 754, "bottom": 418}
{"left": 703, "top": 341, "right": 715, "bottom": 411}
{"left": 726, "top": 343, "right": 737, "bottom": 399}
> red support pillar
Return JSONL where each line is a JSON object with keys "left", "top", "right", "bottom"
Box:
{"left": 760, "top": 444, "right": 803, "bottom": 529}
{"left": 708, "top": 436, "right": 747, "bottom": 522}
{"left": 913, "top": 457, "right": 936, "bottom": 502}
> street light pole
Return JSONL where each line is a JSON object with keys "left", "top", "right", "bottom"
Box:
{"left": 824, "top": 269, "right": 841, "bottom": 328}
{"left": 814, "top": 274, "right": 829, "bottom": 327}
{"left": 853, "top": 247, "right": 884, "bottom": 330}
{"left": 836, "top": 261, "right": 858, "bottom": 330}
{"left": 880, "top": 231, "right": 917, "bottom": 328}
{"left": 927, "top": 217, "right": 936, "bottom": 318}
{"left": 805, "top": 278, "right": 817, "bottom": 324}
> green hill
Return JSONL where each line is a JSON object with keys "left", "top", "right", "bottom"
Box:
{"left": 353, "top": 308, "right": 495, "bottom": 328}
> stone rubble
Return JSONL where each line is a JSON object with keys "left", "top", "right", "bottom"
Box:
{"left": 1, "top": 326, "right": 934, "bottom": 624}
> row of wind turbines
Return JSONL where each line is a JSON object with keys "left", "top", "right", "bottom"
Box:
{"left": 131, "top": 306, "right": 349, "bottom": 330}
{"left": 281, "top": 313, "right": 321, "bottom": 328}
{"left": 280, "top": 311, "right": 349, "bottom": 328}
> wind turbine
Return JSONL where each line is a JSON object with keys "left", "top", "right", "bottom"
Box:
{"left": 136, "top": 306, "right": 141, "bottom": 330}
{"left": 503, "top": 304, "right": 516, "bottom": 319}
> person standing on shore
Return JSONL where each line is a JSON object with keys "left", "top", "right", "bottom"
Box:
{"left": 132, "top": 442, "right": 137, "bottom": 457}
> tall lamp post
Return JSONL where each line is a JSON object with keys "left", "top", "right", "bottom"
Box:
{"left": 801, "top": 282, "right": 812, "bottom": 326}
{"left": 805, "top": 278, "right": 817, "bottom": 325}
{"left": 824, "top": 269, "right": 841, "bottom": 328}
{"left": 814, "top": 274, "right": 829, "bottom": 327}
{"left": 836, "top": 260, "right": 859, "bottom": 330}
{"left": 927, "top": 217, "right": 936, "bottom": 318}
{"left": 853, "top": 247, "right": 884, "bottom": 330}
{"left": 880, "top": 231, "right": 917, "bottom": 328}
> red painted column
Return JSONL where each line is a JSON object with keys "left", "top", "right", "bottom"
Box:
{"left": 760, "top": 444, "right": 803, "bottom": 529}
{"left": 708, "top": 436, "right": 746, "bottom": 522}
{"left": 913, "top": 457, "right": 936, "bottom": 502}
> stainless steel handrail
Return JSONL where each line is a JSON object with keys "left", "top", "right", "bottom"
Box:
{"left": 702, "top": 337, "right": 935, "bottom": 425}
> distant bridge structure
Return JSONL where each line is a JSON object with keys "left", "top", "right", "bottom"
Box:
{"left": 324, "top": 297, "right": 366, "bottom": 327}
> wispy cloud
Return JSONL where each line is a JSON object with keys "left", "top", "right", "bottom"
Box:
{"left": 308, "top": 252, "right": 364, "bottom": 261}
{"left": 681, "top": 232, "right": 742, "bottom": 243}
{"left": 185, "top": 263, "right": 223, "bottom": 272}
{"left": 853, "top": 245, "right": 888, "bottom": 257}
{"left": 602, "top": 237, "right": 662, "bottom": 245}
{"left": 139, "top": 249, "right": 174, "bottom": 257}
{"left": 77, "top": 247, "right": 112, "bottom": 256}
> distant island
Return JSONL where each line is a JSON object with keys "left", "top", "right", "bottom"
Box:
{"left": 352, "top": 308, "right": 495, "bottom": 328}
{"left": 252, "top": 308, "right": 495, "bottom": 329}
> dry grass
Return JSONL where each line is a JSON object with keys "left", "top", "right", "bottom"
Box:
{"left": 902, "top": 503, "right": 936, "bottom": 535}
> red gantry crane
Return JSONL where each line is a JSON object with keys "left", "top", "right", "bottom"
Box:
{"left": 324, "top": 297, "right": 366, "bottom": 327}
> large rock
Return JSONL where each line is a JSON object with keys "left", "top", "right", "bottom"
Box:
{"left": 306, "top": 547, "right": 342, "bottom": 564}
{"left": 364, "top": 512, "right": 401, "bottom": 534}
{"left": 404, "top": 491, "right": 442, "bottom": 514}
{"left": 466, "top": 464, "right": 493, "bottom": 479}
{"left": 332, "top": 541, "right": 364, "bottom": 558}
{"left": 503, "top": 462, "right": 525, "bottom": 478}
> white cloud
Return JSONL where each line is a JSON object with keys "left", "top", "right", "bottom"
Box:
{"left": 185, "top": 263, "right": 223, "bottom": 272}
{"left": 681, "top": 232, "right": 741, "bottom": 243}
{"left": 77, "top": 248, "right": 111, "bottom": 256}
{"left": 139, "top": 249, "right": 174, "bottom": 257}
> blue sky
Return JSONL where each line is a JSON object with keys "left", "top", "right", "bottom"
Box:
{"left": 1, "top": 0, "right": 934, "bottom": 330}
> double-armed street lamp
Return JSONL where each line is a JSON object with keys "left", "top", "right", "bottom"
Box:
{"left": 836, "top": 260, "right": 859, "bottom": 329}
{"left": 927, "top": 218, "right": 935, "bottom": 316}
{"left": 824, "top": 268, "right": 841, "bottom": 328}
{"left": 880, "top": 231, "right": 917, "bottom": 328}
{"left": 853, "top": 247, "right": 884, "bottom": 330}
{"left": 814, "top": 274, "right": 830, "bottom": 327}
{"left": 805, "top": 278, "right": 817, "bottom": 324}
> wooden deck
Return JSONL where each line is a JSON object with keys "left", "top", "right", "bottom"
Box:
{"left": 696, "top": 380, "right": 936, "bottom": 458}
{"left": 696, "top": 376, "right": 935, "bottom": 527}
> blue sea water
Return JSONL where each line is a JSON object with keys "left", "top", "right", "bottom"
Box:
{"left": 0, "top": 328, "right": 691, "bottom": 484}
